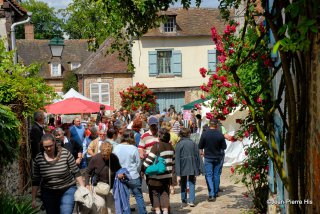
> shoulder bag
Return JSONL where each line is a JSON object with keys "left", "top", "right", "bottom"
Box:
{"left": 145, "top": 143, "right": 166, "bottom": 176}
{"left": 92, "top": 159, "right": 111, "bottom": 196}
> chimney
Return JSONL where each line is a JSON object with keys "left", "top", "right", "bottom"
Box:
{"left": 24, "top": 23, "right": 34, "bottom": 40}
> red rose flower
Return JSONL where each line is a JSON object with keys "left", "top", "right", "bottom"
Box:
{"left": 254, "top": 173, "right": 260, "bottom": 180}
{"left": 230, "top": 166, "right": 235, "bottom": 174}
{"left": 199, "top": 67, "right": 207, "bottom": 78}
{"left": 244, "top": 162, "right": 249, "bottom": 168}
{"left": 219, "top": 75, "right": 228, "bottom": 83}
{"left": 206, "top": 112, "right": 214, "bottom": 120}
{"left": 201, "top": 95, "right": 206, "bottom": 100}
{"left": 222, "top": 106, "right": 229, "bottom": 115}
{"left": 212, "top": 73, "right": 219, "bottom": 80}
{"left": 244, "top": 131, "right": 249, "bottom": 138}
{"left": 242, "top": 99, "right": 247, "bottom": 105}
{"left": 230, "top": 25, "right": 236, "bottom": 33}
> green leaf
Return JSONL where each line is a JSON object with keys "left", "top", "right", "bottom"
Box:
{"left": 272, "top": 41, "right": 281, "bottom": 55}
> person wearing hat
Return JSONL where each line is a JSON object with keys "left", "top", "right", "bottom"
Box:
{"left": 198, "top": 118, "right": 226, "bottom": 202}
{"left": 138, "top": 116, "right": 160, "bottom": 209}
{"left": 138, "top": 116, "right": 159, "bottom": 159}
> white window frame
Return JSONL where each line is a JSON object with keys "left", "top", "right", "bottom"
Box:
{"left": 51, "top": 63, "right": 61, "bottom": 77}
{"left": 71, "top": 62, "right": 81, "bottom": 70}
{"left": 157, "top": 50, "right": 172, "bottom": 74}
{"left": 90, "top": 83, "right": 110, "bottom": 105}
{"left": 164, "top": 16, "right": 176, "bottom": 32}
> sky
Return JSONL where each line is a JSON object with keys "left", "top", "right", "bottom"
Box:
{"left": 39, "top": 0, "right": 219, "bottom": 10}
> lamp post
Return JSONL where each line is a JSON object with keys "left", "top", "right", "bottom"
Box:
{"left": 49, "top": 37, "right": 64, "bottom": 57}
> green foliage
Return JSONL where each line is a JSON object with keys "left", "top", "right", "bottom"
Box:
{"left": 16, "top": 0, "right": 63, "bottom": 39}
{"left": 62, "top": 71, "right": 79, "bottom": 93}
{"left": 0, "top": 39, "right": 57, "bottom": 118}
{"left": 61, "top": 0, "right": 204, "bottom": 71}
{"left": 120, "top": 82, "right": 157, "bottom": 111}
{"left": 0, "top": 105, "right": 20, "bottom": 167}
{"left": 0, "top": 193, "right": 39, "bottom": 214}
{"left": 232, "top": 143, "right": 269, "bottom": 213}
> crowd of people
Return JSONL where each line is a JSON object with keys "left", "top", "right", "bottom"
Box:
{"left": 29, "top": 105, "right": 230, "bottom": 214}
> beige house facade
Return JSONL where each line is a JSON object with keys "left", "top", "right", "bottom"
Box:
{"left": 132, "top": 8, "right": 227, "bottom": 112}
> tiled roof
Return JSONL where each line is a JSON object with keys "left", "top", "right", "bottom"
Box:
{"left": 144, "top": 8, "right": 229, "bottom": 37}
{"left": 7, "top": 0, "right": 28, "bottom": 15}
{"left": 17, "top": 39, "right": 91, "bottom": 78}
{"left": 76, "top": 39, "right": 129, "bottom": 75}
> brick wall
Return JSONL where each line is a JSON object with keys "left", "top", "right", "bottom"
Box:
{"left": 306, "top": 34, "right": 320, "bottom": 214}
{"left": 82, "top": 74, "right": 132, "bottom": 109}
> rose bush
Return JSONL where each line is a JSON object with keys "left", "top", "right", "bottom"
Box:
{"left": 232, "top": 142, "right": 269, "bottom": 213}
{"left": 199, "top": 21, "right": 271, "bottom": 212}
{"left": 120, "top": 82, "right": 157, "bottom": 111}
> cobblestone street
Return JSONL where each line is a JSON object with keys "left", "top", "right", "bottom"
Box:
{"left": 134, "top": 166, "right": 253, "bottom": 214}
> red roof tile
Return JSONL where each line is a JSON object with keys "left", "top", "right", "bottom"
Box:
{"left": 144, "top": 8, "right": 230, "bottom": 37}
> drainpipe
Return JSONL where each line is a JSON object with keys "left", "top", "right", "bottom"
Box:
{"left": 11, "top": 12, "right": 32, "bottom": 64}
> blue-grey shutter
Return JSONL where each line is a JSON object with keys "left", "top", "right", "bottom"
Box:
{"left": 171, "top": 50, "right": 182, "bottom": 76}
{"left": 208, "top": 49, "right": 217, "bottom": 73}
{"left": 148, "top": 51, "right": 157, "bottom": 76}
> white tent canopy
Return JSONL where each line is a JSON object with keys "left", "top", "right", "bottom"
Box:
{"left": 63, "top": 88, "right": 92, "bottom": 101}
{"left": 200, "top": 100, "right": 251, "bottom": 166}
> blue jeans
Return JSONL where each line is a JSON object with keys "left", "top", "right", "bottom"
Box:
{"left": 126, "top": 178, "right": 147, "bottom": 214}
{"left": 41, "top": 185, "right": 77, "bottom": 214}
{"left": 204, "top": 158, "right": 221, "bottom": 197}
{"left": 180, "top": 175, "right": 196, "bottom": 203}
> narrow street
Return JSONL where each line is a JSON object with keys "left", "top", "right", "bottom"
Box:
{"left": 134, "top": 166, "right": 253, "bottom": 214}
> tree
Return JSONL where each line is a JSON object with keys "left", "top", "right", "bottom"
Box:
{"left": 0, "top": 39, "right": 57, "bottom": 192}
{"left": 16, "top": 0, "right": 63, "bottom": 39}
{"left": 62, "top": 0, "right": 202, "bottom": 70}
{"left": 62, "top": 71, "right": 79, "bottom": 93}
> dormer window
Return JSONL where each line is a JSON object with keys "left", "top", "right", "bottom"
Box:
{"left": 71, "top": 62, "right": 81, "bottom": 70}
{"left": 164, "top": 16, "right": 176, "bottom": 32}
{"left": 51, "top": 63, "right": 61, "bottom": 77}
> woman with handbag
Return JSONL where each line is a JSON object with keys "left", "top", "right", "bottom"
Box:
{"left": 85, "top": 142, "right": 122, "bottom": 214}
{"left": 142, "top": 128, "right": 175, "bottom": 214}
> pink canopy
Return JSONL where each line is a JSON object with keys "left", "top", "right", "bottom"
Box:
{"left": 45, "top": 98, "right": 113, "bottom": 114}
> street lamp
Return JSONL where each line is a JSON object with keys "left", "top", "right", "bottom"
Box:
{"left": 49, "top": 37, "right": 64, "bottom": 57}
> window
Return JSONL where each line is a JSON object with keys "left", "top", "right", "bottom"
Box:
{"left": 90, "top": 83, "right": 110, "bottom": 105}
{"left": 149, "top": 50, "right": 182, "bottom": 77}
{"left": 51, "top": 63, "right": 61, "bottom": 77}
{"left": 71, "top": 62, "right": 81, "bottom": 70}
{"left": 157, "top": 51, "right": 172, "bottom": 74}
{"left": 208, "top": 49, "right": 218, "bottom": 73}
{"left": 164, "top": 16, "right": 175, "bottom": 32}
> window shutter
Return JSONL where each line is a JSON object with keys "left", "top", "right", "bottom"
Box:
{"left": 171, "top": 50, "right": 182, "bottom": 76}
{"left": 208, "top": 49, "right": 217, "bottom": 73}
{"left": 148, "top": 51, "right": 157, "bottom": 76}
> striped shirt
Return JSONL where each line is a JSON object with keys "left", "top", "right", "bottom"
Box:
{"left": 138, "top": 130, "right": 159, "bottom": 156}
{"left": 171, "top": 120, "right": 181, "bottom": 135}
{"left": 32, "top": 148, "right": 81, "bottom": 189}
{"left": 143, "top": 142, "right": 175, "bottom": 179}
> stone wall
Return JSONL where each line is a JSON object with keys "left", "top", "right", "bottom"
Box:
{"left": 185, "top": 87, "right": 206, "bottom": 104}
{"left": 306, "top": 34, "right": 320, "bottom": 214}
{"left": 0, "top": 161, "right": 20, "bottom": 196}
